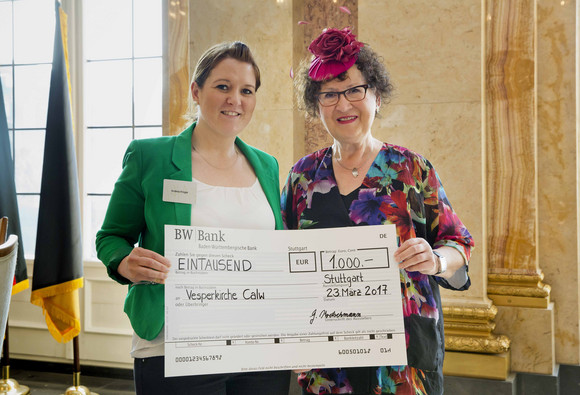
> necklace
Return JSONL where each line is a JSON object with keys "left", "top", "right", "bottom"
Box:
{"left": 334, "top": 157, "right": 361, "bottom": 177}
{"left": 333, "top": 141, "right": 377, "bottom": 178}
{"left": 192, "top": 143, "right": 239, "bottom": 170}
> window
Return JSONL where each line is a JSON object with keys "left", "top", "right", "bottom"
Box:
{"left": 2, "top": 0, "right": 163, "bottom": 259}
{"left": 0, "top": 0, "right": 54, "bottom": 256}
{"left": 83, "top": 0, "right": 163, "bottom": 258}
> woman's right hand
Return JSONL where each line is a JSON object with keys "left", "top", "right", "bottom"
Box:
{"left": 117, "top": 247, "right": 171, "bottom": 284}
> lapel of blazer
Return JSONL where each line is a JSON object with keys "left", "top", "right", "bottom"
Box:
{"left": 169, "top": 124, "right": 194, "bottom": 226}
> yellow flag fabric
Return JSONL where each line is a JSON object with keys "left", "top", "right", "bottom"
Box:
{"left": 30, "top": 280, "right": 83, "bottom": 343}
{"left": 30, "top": 3, "right": 83, "bottom": 344}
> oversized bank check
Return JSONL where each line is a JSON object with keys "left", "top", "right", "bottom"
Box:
{"left": 164, "top": 224, "right": 406, "bottom": 377}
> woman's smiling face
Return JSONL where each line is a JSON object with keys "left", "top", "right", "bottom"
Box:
{"left": 191, "top": 57, "right": 257, "bottom": 138}
{"left": 318, "top": 66, "right": 379, "bottom": 145}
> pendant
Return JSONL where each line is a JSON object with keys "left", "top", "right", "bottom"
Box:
{"left": 352, "top": 167, "right": 359, "bottom": 178}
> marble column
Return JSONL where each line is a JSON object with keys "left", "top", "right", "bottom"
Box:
{"left": 164, "top": 0, "right": 190, "bottom": 136}
{"left": 485, "top": 0, "right": 557, "bottom": 374}
{"left": 485, "top": 0, "right": 550, "bottom": 306}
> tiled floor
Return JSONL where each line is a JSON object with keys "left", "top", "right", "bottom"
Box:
{"left": 7, "top": 361, "right": 135, "bottom": 395}
{"left": 7, "top": 372, "right": 134, "bottom": 394}
{"left": 10, "top": 361, "right": 580, "bottom": 395}
{"left": 6, "top": 361, "right": 303, "bottom": 394}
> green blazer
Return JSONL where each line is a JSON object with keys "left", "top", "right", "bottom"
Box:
{"left": 96, "top": 123, "right": 283, "bottom": 340}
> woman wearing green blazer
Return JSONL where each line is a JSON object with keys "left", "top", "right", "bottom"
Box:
{"left": 96, "top": 42, "right": 289, "bottom": 395}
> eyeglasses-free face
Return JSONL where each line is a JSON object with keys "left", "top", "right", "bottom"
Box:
{"left": 191, "top": 58, "right": 257, "bottom": 139}
{"left": 316, "top": 84, "right": 369, "bottom": 107}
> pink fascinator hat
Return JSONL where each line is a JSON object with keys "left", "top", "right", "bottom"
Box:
{"left": 308, "top": 27, "right": 364, "bottom": 81}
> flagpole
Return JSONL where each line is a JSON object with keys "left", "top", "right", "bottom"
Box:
{"left": 0, "top": 321, "right": 30, "bottom": 395}
{"left": 26, "top": 2, "right": 95, "bottom": 393}
{"left": 0, "top": 218, "right": 29, "bottom": 395}
{"left": 62, "top": 336, "right": 99, "bottom": 395}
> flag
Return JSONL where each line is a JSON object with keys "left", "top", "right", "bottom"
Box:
{"left": 0, "top": 77, "right": 29, "bottom": 295}
{"left": 30, "top": 1, "right": 83, "bottom": 344}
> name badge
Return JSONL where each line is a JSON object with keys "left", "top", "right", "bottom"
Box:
{"left": 163, "top": 179, "right": 196, "bottom": 205}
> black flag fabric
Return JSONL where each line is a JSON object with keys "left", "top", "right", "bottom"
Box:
{"left": 30, "top": 2, "right": 83, "bottom": 343}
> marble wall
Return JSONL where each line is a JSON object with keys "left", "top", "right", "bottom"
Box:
{"left": 537, "top": 0, "right": 578, "bottom": 364}
{"left": 359, "top": 0, "right": 484, "bottom": 303}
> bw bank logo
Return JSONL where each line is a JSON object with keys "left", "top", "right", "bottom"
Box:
{"left": 174, "top": 228, "right": 227, "bottom": 242}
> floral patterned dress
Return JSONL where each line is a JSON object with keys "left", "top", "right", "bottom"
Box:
{"left": 281, "top": 143, "right": 474, "bottom": 395}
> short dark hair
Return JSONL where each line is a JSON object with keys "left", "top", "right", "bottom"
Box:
{"left": 295, "top": 45, "right": 394, "bottom": 118}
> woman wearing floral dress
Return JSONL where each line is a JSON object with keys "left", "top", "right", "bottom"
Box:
{"left": 282, "top": 28, "right": 474, "bottom": 394}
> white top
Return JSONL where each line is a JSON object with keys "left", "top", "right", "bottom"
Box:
{"left": 131, "top": 177, "right": 275, "bottom": 358}
{"left": 190, "top": 178, "right": 275, "bottom": 230}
